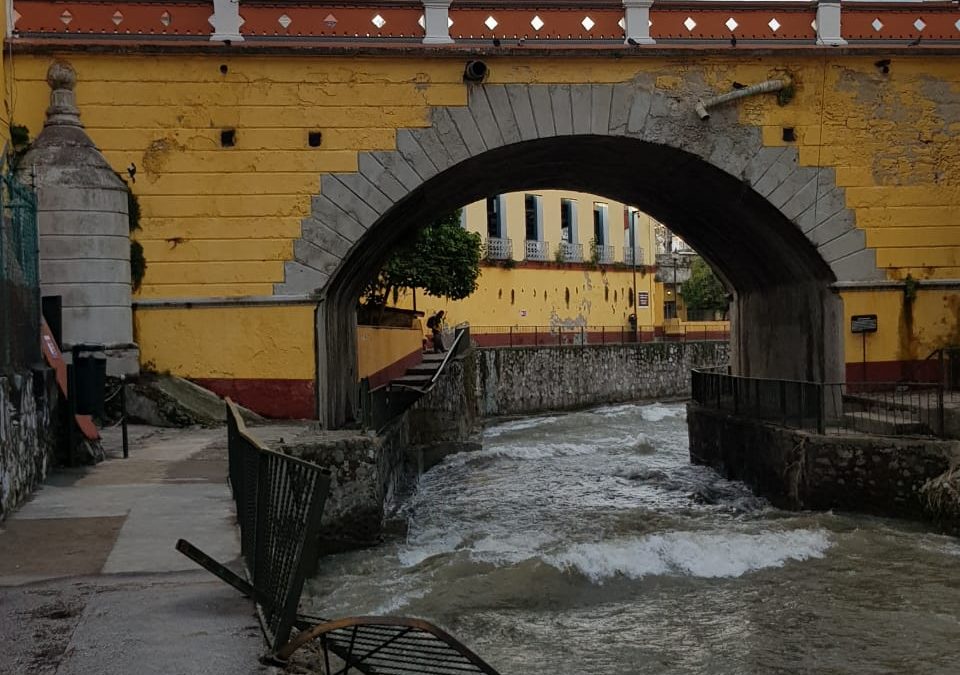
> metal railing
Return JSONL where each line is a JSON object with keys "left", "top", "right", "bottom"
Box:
{"left": 484, "top": 236, "right": 512, "bottom": 260}
{"left": 623, "top": 247, "right": 644, "bottom": 266}
{"left": 471, "top": 323, "right": 730, "bottom": 347}
{"left": 691, "top": 369, "right": 946, "bottom": 438}
{"left": 558, "top": 241, "right": 583, "bottom": 263}
{"left": 0, "top": 167, "right": 40, "bottom": 371}
{"left": 524, "top": 239, "right": 550, "bottom": 261}
{"left": 925, "top": 346, "right": 960, "bottom": 392}
{"left": 225, "top": 399, "right": 331, "bottom": 650}
{"left": 593, "top": 243, "right": 615, "bottom": 264}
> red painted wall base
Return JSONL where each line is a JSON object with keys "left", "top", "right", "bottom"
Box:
{"left": 193, "top": 378, "right": 315, "bottom": 419}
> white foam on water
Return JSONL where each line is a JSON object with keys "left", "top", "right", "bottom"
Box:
{"left": 546, "top": 529, "right": 832, "bottom": 582}
{"left": 398, "top": 530, "right": 464, "bottom": 567}
{"left": 639, "top": 403, "right": 684, "bottom": 422}
{"left": 484, "top": 416, "right": 555, "bottom": 439}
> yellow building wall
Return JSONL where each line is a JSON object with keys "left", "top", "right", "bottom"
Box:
{"left": 357, "top": 325, "right": 425, "bottom": 387}
{"left": 7, "top": 52, "right": 958, "bottom": 387}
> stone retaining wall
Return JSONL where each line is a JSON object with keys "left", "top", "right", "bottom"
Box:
{"left": 0, "top": 369, "right": 59, "bottom": 520}
{"left": 475, "top": 341, "right": 730, "bottom": 417}
{"left": 688, "top": 403, "right": 960, "bottom": 523}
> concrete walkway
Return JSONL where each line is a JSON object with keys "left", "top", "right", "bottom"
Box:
{"left": 0, "top": 423, "right": 305, "bottom": 675}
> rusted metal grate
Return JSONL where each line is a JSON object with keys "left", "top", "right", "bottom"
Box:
{"left": 280, "top": 616, "right": 502, "bottom": 675}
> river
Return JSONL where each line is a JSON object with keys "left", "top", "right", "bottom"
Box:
{"left": 302, "top": 401, "right": 960, "bottom": 674}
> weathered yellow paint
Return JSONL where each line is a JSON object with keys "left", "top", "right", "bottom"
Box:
{"left": 357, "top": 325, "right": 425, "bottom": 381}
{"left": 135, "top": 305, "right": 315, "bottom": 380}
{"left": 8, "top": 52, "right": 958, "bottom": 382}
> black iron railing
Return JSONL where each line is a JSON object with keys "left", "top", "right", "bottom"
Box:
{"left": 225, "top": 399, "right": 331, "bottom": 650}
{"left": 691, "top": 369, "right": 946, "bottom": 438}
{"left": 0, "top": 166, "right": 40, "bottom": 371}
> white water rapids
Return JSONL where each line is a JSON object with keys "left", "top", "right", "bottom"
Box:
{"left": 303, "top": 402, "right": 960, "bottom": 674}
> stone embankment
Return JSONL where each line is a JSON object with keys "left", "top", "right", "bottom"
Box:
{"left": 688, "top": 403, "right": 960, "bottom": 531}
{"left": 0, "top": 369, "right": 58, "bottom": 520}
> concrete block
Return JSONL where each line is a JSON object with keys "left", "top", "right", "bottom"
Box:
{"left": 608, "top": 83, "right": 634, "bottom": 135}
{"left": 37, "top": 186, "right": 127, "bottom": 214}
{"left": 767, "top": 167, "right": 818, "bottom": 210}
{"left": 431, "top": 107, "right": 471, "bottom": 164}
{"left": 817, "top": 227, "right": 866, "bottom": 263}
{"left": 104, "top": 345, "right": 140, "bottom": 377}
{"left": 506, "top": 85, "right": 538, "bottom": 141}
{"left": 829, "top": 247, "right": 884, "bottom": 282}
{"left": 570, "top": 85, "right": 592, "bottom": 135}
{"left": 411, "top": 126, "right": 453, "bottom": 173}
{"left": 320, "top": 175, "right": 382, "bottom": 230}
{"left": 61, "top": 305, "right": 134, "bottom": 345}
{"left": 626, "top": 87, "right": 653, "bottom": 135}
{"left": 741, "top": 145, "right": 788, "bottom": 184}
{"left": 37, "top": 210, "right": 128, "bottom": 237}
{"left": 484, "top": 85, "right": 522, "bottom": 144}
{"left": 395, "top": 129, "right": 438, "bottom": 182}
{"left": 449, "top": 105, "right": 488, "bottom": 156}
{"left": 41, "top": 259, "right": 131, "bottom": 285}
{"left": 40, "top": 234, "right": 129, "bottom": 261}
{"left": 780, "top": 173, "right": 821, "bottom": 221}
{"left": 274, "top": 261, "right": 329, "bottom": 295}
{"left": 294, "top": 239, "right": 343, "bottom": 277}
{"left": 549, "top": 84, "right": 574, "bottom": 136}
{"left": 591, "top": 84, "right": 613, "bottom": 136}
{"left": 301, "top": 218, "right": 353, "bottom": 258}
{"left": 369, "top": 150, "right": 423, "bottom": 193}
{"left": 45, "top": 283, "right": 132, "bottom": 309}
{"left": 528, "top": 85, "right": 556, "bottom": 138}
{"left": 807, "top": 208, "right": 856, "bottom": 246}
{"left": 330, "top": 172, "right": 394, "bottom": 216}
{"left": 308, "top": 193, "right": 367, "bottom": 243}
{"left": 468, "top": 87, "right": 505, "bottom": 149}
{"left": 750, "top": 149, "right": 799, "bottom": 197}
{"left": 358, "top": 153, "right": 408, "bottom": 203}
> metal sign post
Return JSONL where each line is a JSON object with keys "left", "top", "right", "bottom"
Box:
{"left": 851, "top": 314, "right": 878, "bottom": 383}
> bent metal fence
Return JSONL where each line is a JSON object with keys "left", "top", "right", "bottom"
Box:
{"left": 177, "top": 399, "right": 502, "bottom": 673}
{"left": 0, "top": 167, "right": 40, "bottom": 370}
{"left": 692, "top": 369, "right": 946, "bottom": 438}
{"left": 472, "top": 323, "right": 730, "bottom": 347}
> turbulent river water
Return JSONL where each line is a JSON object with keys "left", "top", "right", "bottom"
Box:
{"left": 303, "top": 402, "right": 960, "bottom": 674}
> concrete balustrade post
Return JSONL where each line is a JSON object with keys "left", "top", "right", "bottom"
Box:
{"left": 422, "top": 0, "right": 454, "bottom": 45}
{"left": 210, "top": 0, "right": 245, "bottom": 42}
{"left": 815, "top": 0, "right": 847, "bottom": 46}
{"left": 623, "top": 0, "right": 655, "bottom": 45}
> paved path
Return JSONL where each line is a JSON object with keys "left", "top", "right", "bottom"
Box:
{"left": 0, "top": 422, "right": 306, "bottom": 675}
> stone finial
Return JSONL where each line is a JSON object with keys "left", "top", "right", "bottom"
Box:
{"left": 44, "top": 60, "right": 82, "bottom": 128}
{"left": 46, "top": 60, "right": 77, "bottom": 91}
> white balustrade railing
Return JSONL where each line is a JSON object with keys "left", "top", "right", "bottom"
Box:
{"left": 486, "top": 237, "right": 512, "bottom": 260}
{"left": 525, "top": 239, "right": 550, "bottom": 262}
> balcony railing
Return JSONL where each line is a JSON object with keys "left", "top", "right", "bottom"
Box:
{"left": 594, "top": 244, "right": 615, "bottom": 264}
{"left": 558, "top": 241, "right": 583, "bottom": 263}
{"left": 524, "top": 239, "right": 550, "bottom": 262}
{"left": 623, "top": 247, "right": 645, "bottom": 266}
{"left": 485, "top": 237, "right": 512, "bottom": 261}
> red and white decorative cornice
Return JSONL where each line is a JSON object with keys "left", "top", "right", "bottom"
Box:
{"left": 8, "top": 1, "right": 960, "bottom": 48}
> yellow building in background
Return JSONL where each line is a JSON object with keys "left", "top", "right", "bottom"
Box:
{"left": 395, "top": 190, "right": 696, "bottom": 333}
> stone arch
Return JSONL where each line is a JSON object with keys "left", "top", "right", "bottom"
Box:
{"left": 276, "top": 81, "right": 883, "bottom": 427}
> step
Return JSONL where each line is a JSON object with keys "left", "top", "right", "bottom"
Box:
{"left": 389, "top": 374, "right": 432, "bottom": 388}
{"left": 422, "top": 352, "right": 447, "bottom": 362}
{"left": 842, "top": 411, "right": 931, "bottom": 436}
{"left": 407, "top": 363, "right": 442, "bottom": 376}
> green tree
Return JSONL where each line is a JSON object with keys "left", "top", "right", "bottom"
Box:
{"left": 682, "top": 257, "right": 728, "bottom": 314}
{"left": 361, "top": 210, "right": 482, "bottom": 316}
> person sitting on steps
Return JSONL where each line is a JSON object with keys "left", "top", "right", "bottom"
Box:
{"left": 427, "top": 310, "right": 446, "bottom": 353}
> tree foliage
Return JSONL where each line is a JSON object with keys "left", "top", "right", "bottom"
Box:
{"left": 682, "top": 257, "right": 728, "bottom": 312}
{"left": 362, "top": 210, "right": 482, "bottom": 311}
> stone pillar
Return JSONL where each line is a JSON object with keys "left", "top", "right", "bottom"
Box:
{"left": 815, "top": 0, "right": 847, "bottom": 46}
{"left": 422, "top": 0, "right": 453, "bottom": 45}
{"left": 623, "top": 0, "right": 655, "bottom": 45}
{"left": 18, "top": 62, "right": 138, "bottom": 376}
{"left": 210, "top": 0, "right": 244, "bottom": 42}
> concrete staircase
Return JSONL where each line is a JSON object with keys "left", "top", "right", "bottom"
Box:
{"left": 387, "top": 352, "right": 445, "bottom": 392}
